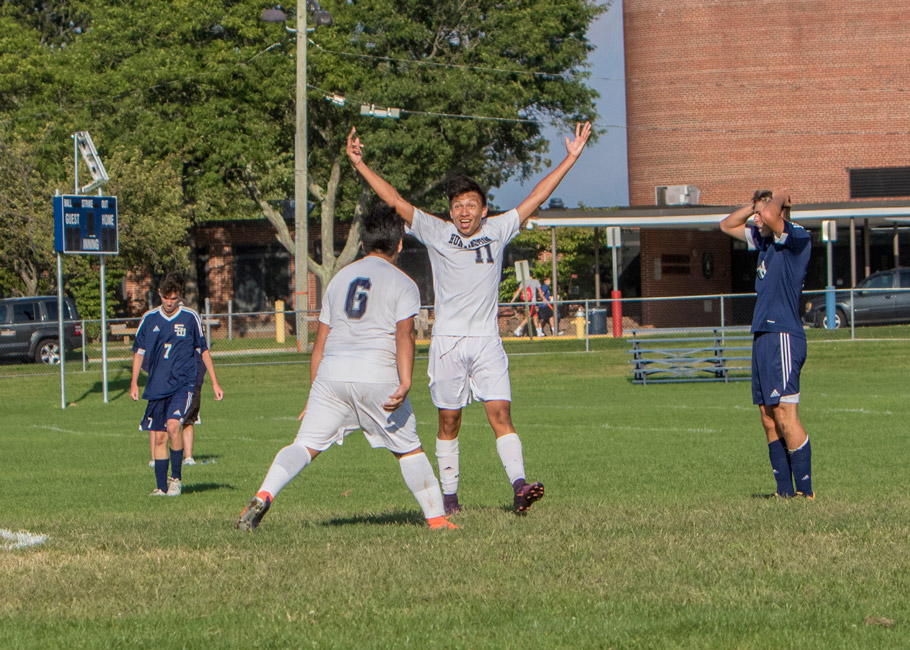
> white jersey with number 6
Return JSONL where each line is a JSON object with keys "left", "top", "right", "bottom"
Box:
{"left": 316, "top": 255, "right": 420, "bottom": 383}
{"left": 408, "top": 208, "right": 520, "bottom": 337}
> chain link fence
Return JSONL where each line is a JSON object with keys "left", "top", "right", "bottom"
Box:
{"left": 3, "top": 290, "right": 909, "bottom": 378}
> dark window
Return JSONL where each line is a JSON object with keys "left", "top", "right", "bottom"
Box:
{"left": 12, "top": 302, "right": 38, "bottom": 322}
{"left": 849, "top": 167, "right": 910, "bottom": 199}
{"left": 900, "top": 270, "right": 910, "bottom": 288}
{"left": 44, "top": 300, "right": 75, "bottom": 321}
{"left": 233, "top": 244, "right": 291, "bottom": 312}
{"left": 860, "top": 273, "right": 894, "bottom": 290}
{"left": 661, "top": 254, "right": 691, "bottom": 275}
{"left": 0, "top": 305, "right": 7, "bottom": 323}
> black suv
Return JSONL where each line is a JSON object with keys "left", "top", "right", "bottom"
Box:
{"left": 803, "top": 269, "right": 910, "bottom": 328}
{"left": 0, "top": 296, "right": 83, "bottom": 364}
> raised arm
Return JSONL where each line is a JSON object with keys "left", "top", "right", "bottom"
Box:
{"left": 383, "top": 316, "right": 415, "bottom": 413}
{"left": 346, "top": 127, "right": 416, "bottom": 226}
{"left": 719, "top": 203, "right": 755, "bottom": 242}
{"left": 514, "top": 122, "right": 592, "bottom": 226}
{"left": 758, "top": 187, "right": 790, "bottom": 237}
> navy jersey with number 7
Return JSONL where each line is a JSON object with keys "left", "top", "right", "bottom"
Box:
{"left": 133, "top": 305, "right": 207, "bottom": 400}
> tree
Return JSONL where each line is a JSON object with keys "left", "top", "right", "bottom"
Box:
{"left": 0, "top": 0, "right": 606, "bottom": 304}
{"left": 0, "top": 136, "right": 55, "bottom": 296}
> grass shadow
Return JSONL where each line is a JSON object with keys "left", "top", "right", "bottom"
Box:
{"left": 320, "top": 509, "right": 425, "bottom": 527}
{"left": 189, "top": 454, "right": 220, "bottom": 465}
{"left": 182, "top": 482, "right": 236, "bottom": 495}
{"left": 72, "top": 369, "right": 134, "bottom": 403}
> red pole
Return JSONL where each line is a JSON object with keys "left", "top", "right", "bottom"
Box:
{"left": 611, "top": 289, "right": 622, "bottom": 337}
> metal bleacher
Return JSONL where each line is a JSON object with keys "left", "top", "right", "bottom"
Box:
{"left": 627, "top": 328, "right": 752, "bottom": 385}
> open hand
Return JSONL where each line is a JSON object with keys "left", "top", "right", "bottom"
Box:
{"left": 565, "top": 121, "right": 592, "bottom": 158}
{"left": 346, "top": 127, "right": 364, "bottom": 166}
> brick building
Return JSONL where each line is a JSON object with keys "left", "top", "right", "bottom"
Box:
{"left": 616, "top": 0, "right": 910, "bottom": 325}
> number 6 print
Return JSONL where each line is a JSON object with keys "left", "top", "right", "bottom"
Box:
{"left": 344, "top": 278, "right": 372, "bottom": 319}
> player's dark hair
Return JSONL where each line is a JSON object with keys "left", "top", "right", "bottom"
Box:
{"left": 752, "top": 189, "right": 773, "bottom": 204}
{"left": 362, "top": 205, "right": 404, "bottom": 257}
{"left": 752, "top": 189, "right": 791, "bottom": 220}
{"left": 446, "top": 176, "right": 487, "bottom": 207}
{"left": 159, "top": 272, "right": 185, "bottom": 297}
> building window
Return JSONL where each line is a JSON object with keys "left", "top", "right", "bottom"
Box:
{"left": 233, "top": 244, "right": 291, "bottom": 312}
{"left": 849, "top": 167, "right": 910, "bottom": 199}
{"left": 660, "top": 253, "right": 691, "bottom": 275}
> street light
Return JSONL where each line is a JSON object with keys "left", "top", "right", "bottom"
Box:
{"left": 262, "top": 2, "right": 333, "bottom": 352}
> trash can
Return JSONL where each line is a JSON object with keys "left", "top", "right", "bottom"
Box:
{"left": 589, "top": 309, "right": 607, "bottom": 335}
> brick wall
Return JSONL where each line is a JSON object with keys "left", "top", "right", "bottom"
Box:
{"left": 639, "top": 229, "right": 731, "bottom": 327}
{"left": 623, "top": 1, "right": 910, "bottom": 206}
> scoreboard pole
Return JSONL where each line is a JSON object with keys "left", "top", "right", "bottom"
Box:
{"left": 57, "top": 254, "right": 66, "bottom": 409}
{"left": 98, "top": 188, "right": 109, "bottom": 403}
{"left": 100, "top": 247, "right": 109, "bottom": 403}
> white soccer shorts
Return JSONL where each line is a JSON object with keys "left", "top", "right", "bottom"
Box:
{"left": 427, "top": 335, "right": 512, "bottom": 409}
{"left": 293, "top": 380, "right": 422, "bottom": 454}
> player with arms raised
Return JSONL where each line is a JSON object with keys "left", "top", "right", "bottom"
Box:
{"left": 720, "top": 188, "right": 814, "bottom": 498}
{"left": 346, "top": 122, "right": 591, "bottom": 514}
{"left": 235, "top": 206, "right": 455, "bottom": 531}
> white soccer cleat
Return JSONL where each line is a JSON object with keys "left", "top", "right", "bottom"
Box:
{"left": 149, "top": 460, "right": 155, "bottom": 468}
{"left": 183, "top": 457, "right": 197, "bottom": 466}
{"left": 166, "top": 477, "right": 182, "bottom": 496}
{"left": 150, "top": 488, "right": 167, "bottom": 496}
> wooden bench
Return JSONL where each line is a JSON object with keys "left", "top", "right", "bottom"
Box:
{"left": 627, "top": 329, "right": 752, "bottom": 385}
{"left": 110, "top": 323, "right": 138, "bottom": 342}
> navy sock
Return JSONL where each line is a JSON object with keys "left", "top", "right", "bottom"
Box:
{"left": 789, "top": 437, "right": 813, "bottom": 496}
{"left": 154, "top": 459, "right": 169, "bottom": 492}
{"left": 768, "top": 438, "right": 794, "bottom": 496}
{"left": 170, "top": 448, "right": 184, "bottom": 480}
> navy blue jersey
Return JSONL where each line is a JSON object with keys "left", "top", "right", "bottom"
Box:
{"left": 746, "top": 220, "right": 811, "bottom": 336}
{"left": 133, "top": 306, "right": 208, "bottom": 400}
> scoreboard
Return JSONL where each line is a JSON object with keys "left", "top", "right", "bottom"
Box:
{"left": 53, "top": 195, "right": 119, "bottom": 255}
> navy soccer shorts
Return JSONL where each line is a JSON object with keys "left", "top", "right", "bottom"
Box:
{"left": 183, "top": 383, "right": 203, "bottom": 424}
{"left": 140, "top": 390, "right": 194, "bottom": 432}
{"left": 751, "top": 331, "right": 806, "bottom": 406}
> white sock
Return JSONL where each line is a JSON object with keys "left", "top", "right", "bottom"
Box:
{"left": 399, "top": 453, "right": 445, "bottom": 520}
{"left": 259, "top": 443, "right": 312, "bottom": 499}
{"left": 496, "top": 432, "right": 526, "bottom": 486}
{"left": 435, "top": 437, "right": 460, "bottom": 495}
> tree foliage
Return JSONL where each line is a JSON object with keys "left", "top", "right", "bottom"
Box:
{"left": 0, "top": 0, "right": 605, "bottom": 306}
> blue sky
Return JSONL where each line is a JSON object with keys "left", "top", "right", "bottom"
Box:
{"left": 492, "top": 1, "right": 628, "bottom": 210}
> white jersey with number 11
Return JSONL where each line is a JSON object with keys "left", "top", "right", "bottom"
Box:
{"left": 408, "top": 208, "right": 520, "bottom": 337}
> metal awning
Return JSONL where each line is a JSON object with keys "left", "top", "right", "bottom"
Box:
{"left": 528, "top": 200, "right": 910, "bottom": 231}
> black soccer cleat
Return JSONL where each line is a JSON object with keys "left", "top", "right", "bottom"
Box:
{"left": 513, "top": 481, "right": 545, "bottom": 514}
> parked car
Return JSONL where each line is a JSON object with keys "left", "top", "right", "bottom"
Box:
{"left": 803, "top": 269, "right": 910, "bottom": 328}
{"left": 0, "top": 296, "right": 83, "bottom": 364}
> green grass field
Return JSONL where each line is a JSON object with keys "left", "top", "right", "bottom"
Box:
{"left": 2, "top": 335, "right": 909, "bottom": 649}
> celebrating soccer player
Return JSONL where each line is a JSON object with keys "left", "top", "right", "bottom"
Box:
{"left": 719, "top": 188, "right": 814, "bottom": 498}
{"left": 347, "top": 121, "right": 591, "bottom": 514}
{"left": 235, "top": 206, "right": 456, "bottom": 531}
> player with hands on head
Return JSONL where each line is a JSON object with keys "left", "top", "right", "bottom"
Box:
{"left": 347, "top": 121, "right": 592, "bottom": 514}
{"left": 236, "top": 205, "right": 456, "bottom": 532}
{"left": 720, "top": 187, "right": 814, "bottom": 499}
